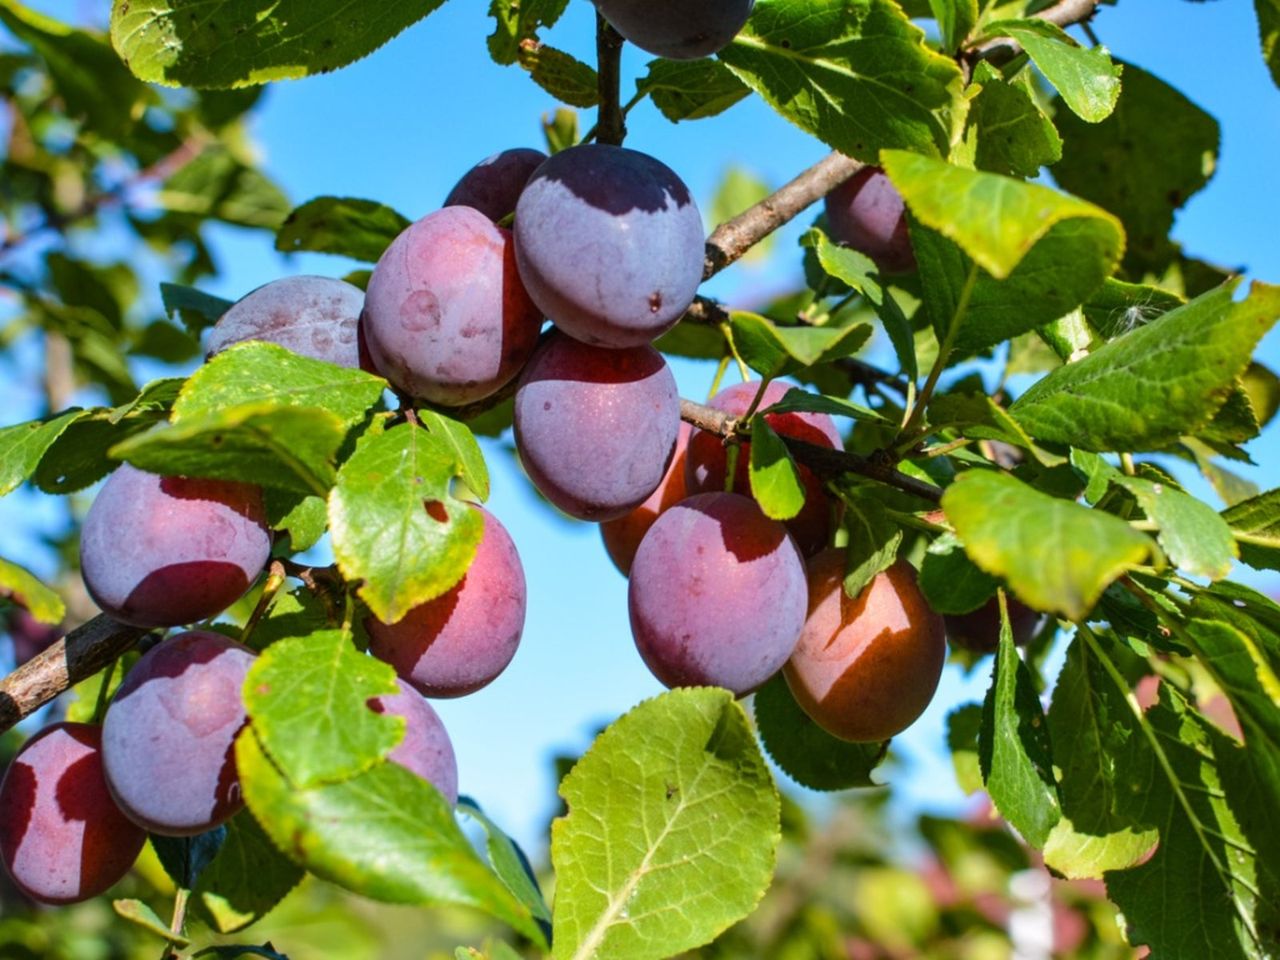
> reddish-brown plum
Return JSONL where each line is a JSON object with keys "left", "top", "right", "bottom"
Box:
{"left": 594, "top": 0, "right": 755, "bottom": 59}
{"left": 685, "top": 380, "right": 843, "bottom": 555}
{"left": 513, "top": 144, "right": 703, "bottom": 348}
{"left": 514, "top": 333, "right": 680, "bottom": 521}
{"left": 206, "top": 276, "right": 364, "bottom": 368}
{"left": 363, "top": 206, "right": 543, "bottom": 406}
{"left": 369, "top": 680, "right": 459, "bottom": 804}
{"left": 444, "top": 147, "right": 547, "bottom": 222}
{"left": 824, "top": 166, "right": 915, "bottom": 275}
{"left": 944, "top": 596, "right": 1042, "bottom": 654}
{"left": 101, "top": 631, "right": 255, "bottom": 836}
{"left": 600, "top": 422, "right": 692, "bottom": 576}
{"left": 80, "top": 465, "right": 271, "bottom": 629}
{"left": 628, "top": 492, "right": 807, "bottom": 696}
{"left": 368, "top": 506, "right": 526, "bottom": 698}
{"left": 0, "top": 723, "right": 146, "bottom": 905}
{"left": 785, "top": 554, "right": 946, "bottom": 742}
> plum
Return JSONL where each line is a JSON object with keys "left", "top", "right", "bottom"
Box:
{"left": 595, "top": 0, "right": 755, "bottom": 59}
{"left": 206, "top": 276, "right": 364, "bottom": 369}
{"left": 824, "top": 166, "right": 915, "bottom": 275}
{"left": 944, "top": 595, "right": 1042, "bottom": 654}
{"left": 368, "top": 680, "right": 459, "bottom": 804}
{"left": 445, "top": 147, "right": 547, "bottom": 223}
{"left": 600, "top": 422, "right": 692, "bottom": 576}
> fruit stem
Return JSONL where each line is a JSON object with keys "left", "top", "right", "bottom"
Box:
{"left": 594, "top": 15, "right": 627, "bottom": 146}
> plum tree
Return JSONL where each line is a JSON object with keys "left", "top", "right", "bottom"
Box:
{"left": 206, "top": 276, "right": 364, "bottom": 369}
{"left": 686, "top": 380, "right": 843, "bottom": 555}
{"left": 513, "top": 144, "right": 704, "bottom": 348}
{"left": 785, "top": 555, "right": 946, "bottom": 742}
{"left": 444, "top": 147, "right": 548, "bottom": 222}
{"left": 944, "top": 596, "right": 1042, "bottom": 654}
{"left": 628, "top": 492, "right": 807, "bottom": 696}
{"left": 79, "top": 465, "right": 272, "bottom": 629}
{"left": 514, "top": 332, "right": 680, "bottom": 520}
{"left": 101, "top": 631, "right": 255, "bottom": 836}
{"left": 594, "top": 0, "right": 756, "bottom": 59}
{"left": 600, "top": 422, "right": 692, "bottom": 576}
{"left": 363, "top": 206, "right": 544, "bottom": 406}
{"left": 0, "top": 723, "right": 146, "bottom": 905}
{"left": 368, "top": 506, "right": 526, "bottom": 698}
{"left": 368, "top": 680, "right": 460, "bottom": 805}
{"left": 824, "top": 166, "right": 915, "bottom": 275}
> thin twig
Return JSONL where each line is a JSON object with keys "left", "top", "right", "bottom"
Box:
{"left": 594, "top": 15, "right": 627, "bottom": 147}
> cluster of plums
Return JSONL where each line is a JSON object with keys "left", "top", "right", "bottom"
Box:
{"left": 0, "top": 129, "right": 992, "bottom": 910}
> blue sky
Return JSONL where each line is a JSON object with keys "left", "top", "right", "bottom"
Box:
{"left": 3, "top": 0, "right": 1280, "bottom": 854}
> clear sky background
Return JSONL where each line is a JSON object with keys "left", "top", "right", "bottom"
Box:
{"left": 2, "top": 0, "right": 1279, "bottom": 854}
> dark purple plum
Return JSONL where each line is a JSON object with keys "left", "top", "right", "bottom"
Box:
{"left": 595, "top": 0, "right": 755, "bottom": 59}
{"left": 80, "top": 465, "right": 271, "bottom": 629}
{"left": 363, "top": 206, "right": 543, "bottom": 406}
{"left": 514, "top": 333, "right": 680, "bottom": 521}
{"left": 628, "top": 492, "right": 807, "bottom": 696}
{"left": 444, "top": 147, "right": 547, "bottom": 223}
{"left": 824, "top": 166, "right": 916, "bottom": 275}
{"left": 685, "top": 380, "right": 844, "bottom": 555}
{"left": 368, "top": 506, "right": 526, "bottom": 698}
{"left": 206, "top": 276, "right": 364, "bottom": 368}
{"left": 513, "top": 144, "right": 703, "bottom": 348}
{"left": 0, "top": 723, "right": 146, "bottom": 905}
{"left": 7, "top": 609, "right": 61, "bottom": 664}
{"left": 600, "top": 422, "right": 691, "bottom": 576}
{"left": 101, "top": 631, "right": 255, "bottom": 836}
{"left": 945, "top": 596, "right": 1042, "bottom": 654}
{"left": 368, "top": 680, "right": 459, "bottom": 805}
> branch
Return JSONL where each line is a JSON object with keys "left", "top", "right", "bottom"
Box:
{"left": 0, "top": 615, "right": 148, "bottom": 735}
{"left": 967, "top": 0, "right": 1102, "bottom": 65}
{"left": 704, "top": 152, "right": 864, "bottom": 280}
{"left": 680, "top": 398, "right": 942, "bottom": 504}
{"left": 594, "top": 15, "right": 627, "bottom": 147}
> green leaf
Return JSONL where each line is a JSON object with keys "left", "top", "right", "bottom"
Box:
{"left": 1223, "top": 488, "right": 1280, "bottom": 572}
{"left": 759, "top": 388, "right": 892, "bottom": 425}
{"left": 173, "top": 341, "right": 386, "bottom": 428}
{"left": 517, "top": 44, "right": 599, "bottom": 108}
{"left": 265, "top": 491, "right": 328, "bottom": 554}
{"left": 551, "top": 689, "right": 779, "bottom": 960}
{"left": 328, "top": 424, "right": 484, "bottom": 624}
{"left": 840, "top": 498, "right": 904, "bottom": 599}
{"left": 982, "top": 19, "right": 1122, "bottom": 122}
{"left": 151, "top": 829, "right": 226, "bottom": 890}
{"left": 635, "top": 59, "right": 750, "bottom": 123}
{"left": 0, "top": 409, "right": 85, "bottom": 496}
{"left": 927, "top": 391, "right": 1065, "bottom": 467}
{"left": 0, "top": 558, "right": 64, "bottom": 625}
{"left": 1258, "top": 0, "right": 1280, "bottom": 87}
{"left": 157, "top": 146, "right": 290, "bottom": 229}
{"left": 710, "top": 168, "right": 773, "bottom": 263}
{"left": 918, "top": 535, "right": 997, "bottom": 615}
{"left": 275, "top": 197, "right": 411, "bottom": 263}
{"left": 946, "top": 704, "right": 983, "bottom": 795}
{"left": 416, "top": 410, "right": 490, "bottom": 502}
{"left": 1010, "top": 280, "right": 1280, "bottom": 452}
{"left": 717, "top": 0, "right": 964, "bottom": 162}
{"left": 487, "top": 0, "right": 569, "bottom": 65}
{"left": 1115, "top": 477, "right": 1237, "bottom": 581}
{"left": 749, "top": 418, "right": 805, "bottom": 521}
{"left": 965, "top": 61, "right": 1062, "bottom": 178}
{"left": 928, "top": 0, "right": 977, "bottom": 53}
{"left": 247, "top": 587, "right": 336, "bottom": 654}
{"left": 1243, "top": 361, "right": 1280, "bottom": 428}
{"left": 110, "top": 0, "right": 448, "bottom": 88}
{"left": 457, "top": 798, "right": 553, "bottom": 938}
{"left": 729, "top": 311, "right": 871, "bottom": 378}
{"left": 244, "top": 629, "right": 401, "bottom": 788}
{"left": 112, "top": 899, "right": 189, "bottom": 946}
{"left": 978, "top": 603, "right": 1060, "bottom": 847}
{"left": 1051, "top": 63, "right": 1220, "bottom": 273}
{"left": 236, "top": 730, "right": 545, "bottom": 946}
{"left": 160, "top": 283, "right": 233, "bottom": 336}
{"left": 883, "top": 150, "right": 1124, "bottom": 280}
{"left": 942, "top": 471, "right": 1152, "bottom": 620}
{"left": 754, "top": 673, "right": 888, "bottom": 791}
{"left": 1042, "top": 635, "right": 1158, "bottom": 878}
{"left": 193, "top": 812, "right": 304, "bottom": 934}
{"left": 112, "top": 404, "right": 347, "bottom": 497}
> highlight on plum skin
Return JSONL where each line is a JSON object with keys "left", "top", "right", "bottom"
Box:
{"left": 513, "top": 143, "right": 704, "bottom": 349}
{"left": 685, "top": 380, "right": 844, "bottom": 556}
{"left": 824, "top": 165, "right": 916, "bottom": 276}
{"left": 444, "top": 147, "right": 548, "bottom": 223}
{"left": 101, "top": 631, "right": 256, "bottom": 837}
{"left": 600, "top": 421, "right": 692, "bottom": 576}
{"left": 205, "top": 275, "right": 365, "bottom": 369}
{"left": 594, "top": 0, "right": 756, "bottom": 60}
{"left": 514, "top": 332, "right": 680, "bottom": 522}
{"left": 785, "top": 555, "right": 946, "bottom": 743}
{"left": 0, "top": 723, "right": 147, "bottom": 905}
{"left": 367, "top": 506, "right": 527, "bottom": 699}
{"left": 368, "top": 680, "right": 460, "bottom": 805}
{"left": 944, "top": 595, "right": 1043, "bottom": 655}
{"left": 363, "top": 206, "right": 544, "bottom": 406}
{"left": 628, "top": 491, "right": 808, "bottom": 697}
{"left": 79, "top": 464, "right": 272, "bottom": 629}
